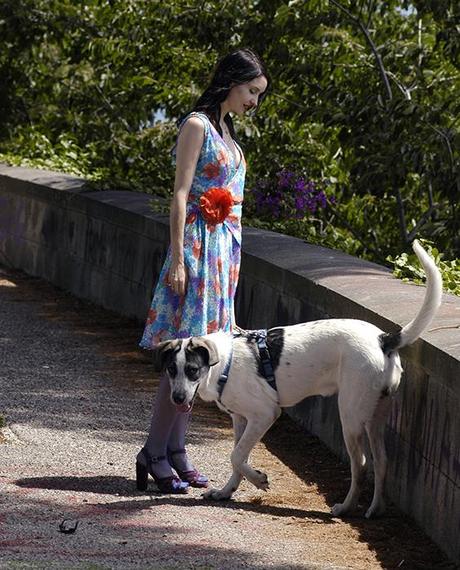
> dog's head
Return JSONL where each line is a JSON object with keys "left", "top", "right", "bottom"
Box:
{"left": 152, "top": 337, "right": 220, "bottom": 412}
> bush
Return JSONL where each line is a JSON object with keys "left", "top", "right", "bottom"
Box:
{"left": 387, "top": 240, "right": 460, "bottom": 295}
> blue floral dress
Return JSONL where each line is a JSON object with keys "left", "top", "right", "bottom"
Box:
{"left": 139, "top": 112, "right": 246, "bottom": 349}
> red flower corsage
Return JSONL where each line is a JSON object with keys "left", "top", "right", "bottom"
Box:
{"left": 199, "top": 187, "right": 234, "bottom": 225}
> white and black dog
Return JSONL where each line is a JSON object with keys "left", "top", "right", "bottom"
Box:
{"left": 153, "top": 240, "right": 442, "bottom": 518}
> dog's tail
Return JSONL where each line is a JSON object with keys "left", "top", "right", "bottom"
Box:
{"left": 381, "top": 240, "right": 443, "bottom": 354}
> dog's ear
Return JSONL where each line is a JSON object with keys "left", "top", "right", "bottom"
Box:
{"left": 188, "top": 337, "right": 220, "bottom": 367}
{"left": 152, "top": 339, "right": 182, "bottom": 372}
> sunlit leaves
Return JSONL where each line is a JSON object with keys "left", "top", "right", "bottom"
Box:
{"left": 0, "top": 0, "right": 458, "bottom": 259}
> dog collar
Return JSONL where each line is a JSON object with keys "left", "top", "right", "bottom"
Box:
{"left": 216, "top": 342, "right": 233, "bottom": 402}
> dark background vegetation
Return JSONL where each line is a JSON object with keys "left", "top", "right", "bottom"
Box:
{"left": 0, "top": 0, "right": 458, "bottom": 264}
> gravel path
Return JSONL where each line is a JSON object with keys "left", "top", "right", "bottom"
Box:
{"left": 0, "top": 264, "right": 456, "bottom": 570}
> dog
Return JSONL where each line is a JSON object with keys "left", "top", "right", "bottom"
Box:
{"left": 153, "top": 240, "right": 442, "bottom": 518}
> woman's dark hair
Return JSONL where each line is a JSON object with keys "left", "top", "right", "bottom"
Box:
{"left": 182, "top": 48, "right": 270, "bottom": 141}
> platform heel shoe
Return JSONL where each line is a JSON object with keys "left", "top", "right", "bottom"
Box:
{"left": 168, "top": 448, "right": 209, "bottom": 488}
{"left": 136, "top": 447, "right": 189, "bottom": 494}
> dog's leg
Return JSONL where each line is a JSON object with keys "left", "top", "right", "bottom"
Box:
{"left": 232, "top": 413, "right": 248, "bottom": 444}
{"left": 204, "top": 409, "right": 280, "bottom": 500}
{"left": 232, "top": 412, "right": 280, "bottom": 490}
{"left": 364, "top": 396, "right": 392, "bottom": 518}
{"left": 332, "top": 392, "right": 367, "bottom": 517}
{"left": 331, "top": 425, "right": 366, "bottom": 517}
{"left": 203, "top": 414, "right": 246, "bottom": 500}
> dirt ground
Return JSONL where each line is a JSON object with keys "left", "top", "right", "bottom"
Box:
{"left": 0, "top": 263, "right": 457, "bottom": 570}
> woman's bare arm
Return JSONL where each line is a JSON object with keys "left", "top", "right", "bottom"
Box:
{"left": 169, "top": 116, "right": 204, "bottom": 296}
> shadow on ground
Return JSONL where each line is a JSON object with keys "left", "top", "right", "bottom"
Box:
{"left": 0, "top": 490, "right": 318, "bottom": 570}
{"left": 262, "top": 415, "right": 457, "bottom": 570}
{"left": 1, "top": 265, "right": 457, "bottom": 570}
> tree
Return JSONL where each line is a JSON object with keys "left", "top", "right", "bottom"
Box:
{"left": 0, "top": 0, "right": 458, "bottom": 259}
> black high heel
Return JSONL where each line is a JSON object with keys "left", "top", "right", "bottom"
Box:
{"left": 136, "top": 457, "right": 149, "bottom": 491}
{"left": 136, "top": 448, "right": 189, "bottom": 493}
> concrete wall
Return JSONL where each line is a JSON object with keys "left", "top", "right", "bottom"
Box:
{"left": 1, "top": 164, "right": 459, "bottom": 563}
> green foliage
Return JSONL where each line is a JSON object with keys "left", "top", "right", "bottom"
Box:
{"left": 387, "top": 240, "right": 460, "bottom": 295}
{"left": 0, "top": 0, "right": 458, "bottom": 260}
{"left": 0, "top": 128, "right": 101, "bottom": 178}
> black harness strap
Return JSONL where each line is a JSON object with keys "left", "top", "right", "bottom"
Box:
{"left": 252, "top": 329, "right": 277, "bottom": 392}
{"left": 217, "top": 329, "right": 277, "bottom": 402}
{"left": 217, "top": 343, "right": 233, "bottom": 402}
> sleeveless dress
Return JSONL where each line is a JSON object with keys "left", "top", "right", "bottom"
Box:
{"left": 139, "top": 112, "right": 246, "bottom": 349}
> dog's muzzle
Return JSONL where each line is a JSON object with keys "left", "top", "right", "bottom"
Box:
{"left": 172, "top": 391, "right": 192, "bottom": 413}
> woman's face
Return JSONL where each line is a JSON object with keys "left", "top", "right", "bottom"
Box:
{"left": 225, "top": 75, "right": 268, "bottom": 116}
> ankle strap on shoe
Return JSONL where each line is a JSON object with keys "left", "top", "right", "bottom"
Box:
{"left": 140, "top": 448, "right": 167, "bottom": 463}
{"left": 168, "top": 448, "right": 186, "bottom": 456}
{"left": 149, "top": 455, "right": 166, "bottom": 463}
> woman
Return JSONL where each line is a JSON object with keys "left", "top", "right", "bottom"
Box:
{"left": 137, "top": 48, "right": 269, "bottom": 493}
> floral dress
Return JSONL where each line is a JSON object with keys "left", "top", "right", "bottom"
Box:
{"left": 139, "top": 112, "right": 246, "bottom": 349}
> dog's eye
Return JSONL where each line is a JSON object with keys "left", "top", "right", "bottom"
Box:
{"left": 186, "top": 365, "right": 200, "bottom": 379}
{"left": 166, "top": 363, "right": 177, "bottom": 376}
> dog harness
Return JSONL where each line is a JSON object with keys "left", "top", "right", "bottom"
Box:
{"left": 217, "top": 329, "right": 277, "bottom": 401}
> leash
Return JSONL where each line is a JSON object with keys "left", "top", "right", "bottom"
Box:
{"left": 217, "top": 329, "right": 277, "bottom": 402}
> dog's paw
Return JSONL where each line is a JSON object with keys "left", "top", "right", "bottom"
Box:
{"left": 250, "top": 470, "right": 270, "bottom": 491}
{"left": 331, "top": 503, "right": 347, "bottom": 517}
{"left": 202, "top": 488, "right": 231, "bottom": 501}
{"left": 365, "top": 500, "right": 386, "bottom": 519}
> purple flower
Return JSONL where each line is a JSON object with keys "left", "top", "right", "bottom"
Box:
{"left": 294, "top": 178, "right": 306, "bottom": 192}
{"left": 294, "top": 196, "right": 305, "bottom": 212}
{"left": 317, "top": 191, "right": 327, "bottom": 208}
{"left": 277, "top": 169, "right": 295, "bottom": 188}
{"left": 249, "top": 168, "right": 333, "bottom": 220}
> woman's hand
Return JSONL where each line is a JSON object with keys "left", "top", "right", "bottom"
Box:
{"left": 169, "top": 259, "right": 189, "bottom": 296}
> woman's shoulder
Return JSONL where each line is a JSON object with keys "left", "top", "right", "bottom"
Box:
{"left": 180, "top": 113, "right": 207, "bottom": 132}
{"left": 180, "top": 111, "right": 210, "bottom": 131}
{"left": 172, "top": 112, "right": 211, "bottom": 163}
{"left": 177, "top": 114, "right": 207, "bottom": 147}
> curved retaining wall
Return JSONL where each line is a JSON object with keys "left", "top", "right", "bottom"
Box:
{"left": 1, "top": 164, "right": 459, "bottom": 563}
